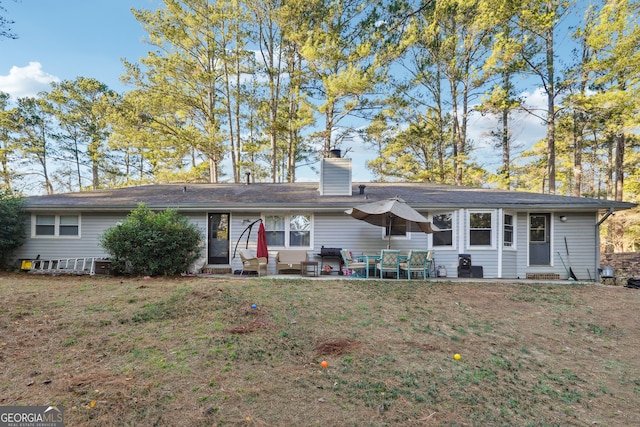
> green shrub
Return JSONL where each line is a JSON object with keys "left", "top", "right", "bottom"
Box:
{"left": 0, "top": 190, "right": 26, "bottom": 268}
{"left": 100, "top": 204, "right": 203, "bottom": 276}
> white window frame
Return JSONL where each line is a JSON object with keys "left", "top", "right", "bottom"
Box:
{"left": 32, "top": 214, "right": 81, "bottom": 238}
{"left": 467, "top": 210, "right": 495, "bottom": 249}
{"left": 431, "top": 211, "right": 455, "bottom": 249}
{"left": 381, "top": 219, "right": 412, "bottom": 243}
{"left": 503, "top": 212, "right": 516, "bottom": 249}
{"left": 264, "top": 213, "right": 313, "bottom": 249}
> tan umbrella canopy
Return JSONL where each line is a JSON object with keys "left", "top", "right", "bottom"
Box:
{"left": 345, "top": 197, "right": 439, "bottom": 247}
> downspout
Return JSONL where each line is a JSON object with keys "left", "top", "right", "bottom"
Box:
{"left": 497, "top": 208, "right": 503, "bottom": 279}
{"left": 596, "top": 207, "right": 614, "bottom": 227}
{"left": 594, "top": 208, "right": 615, "bottom": 281}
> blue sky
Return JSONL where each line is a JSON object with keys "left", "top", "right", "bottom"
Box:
{"left": 0, "top": 0, "right": 158, "bottom": 97}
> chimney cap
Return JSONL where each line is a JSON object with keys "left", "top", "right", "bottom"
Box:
{"left": 328, "top": 149, "right": 341, "bottom": 158}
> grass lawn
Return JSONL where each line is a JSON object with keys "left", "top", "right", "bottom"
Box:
{"left": 1, "top": 272, "right": 639, "bottom": 426}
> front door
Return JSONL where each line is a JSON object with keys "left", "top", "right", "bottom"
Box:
{"left": 208, "top": 213, "right": 230, "bottom": 265}
{"left": 529, "top": 213, "right": 550, "bottom": 265}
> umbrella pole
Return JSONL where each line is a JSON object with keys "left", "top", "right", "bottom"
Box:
{"left": 232, "top": 219, "right": 262, "bottom": 259}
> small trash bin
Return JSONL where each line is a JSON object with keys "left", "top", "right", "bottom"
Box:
{"left": 458, "top": 254, "right": 472, "bottom": 278}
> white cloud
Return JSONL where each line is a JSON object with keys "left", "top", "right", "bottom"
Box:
{"left": 0, "top": 62, "right": 60, "bottom": 98}
{"left": 468, "top": 87, "right": 549, "bottom": 171}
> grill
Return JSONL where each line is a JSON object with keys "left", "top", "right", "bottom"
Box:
{"left": 320, "top": 247, "right": 342, "bottom": 257}
{"left": 317, "top": 247, "right": 343, "bottom": 274}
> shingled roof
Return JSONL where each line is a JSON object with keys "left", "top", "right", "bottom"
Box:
{"left": 24, "top": 182, "right": 636, "bottom": 213}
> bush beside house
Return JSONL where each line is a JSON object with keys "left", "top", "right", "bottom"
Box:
{"left": 100, "top": 204, "right": 203, "bottom": 276}
{"left": 0, "top": 191, "right": 26, "bottom": 269}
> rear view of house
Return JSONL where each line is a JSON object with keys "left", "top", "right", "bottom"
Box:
{"left": 13, "top": 155, "right": 636, "bottom": 279}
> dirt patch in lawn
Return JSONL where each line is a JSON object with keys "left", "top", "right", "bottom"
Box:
{"left": 1, "top": 272, "right": 639, "bottom": 426}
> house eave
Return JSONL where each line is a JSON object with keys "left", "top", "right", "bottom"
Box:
{"left": 23, "top": 202, "right": 633, "bottom": 214}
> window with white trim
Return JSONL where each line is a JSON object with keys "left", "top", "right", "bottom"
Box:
{"left": 265, "top": 214, "right": 311, "bottom": 248}
{"left": 33, "top": 214, "right": 80, "bottom": 237}
{"left": 469, "top": 211, "right": 492, "bottom": 247}
{"left": 504, "top": 213, "right": 514, "bottom": 247}
{"left": 382, "top": 218, "right": 412, "bottom": 242}
{"left": 432, "top": 213, "right": 453, "bottom": 247}
{"left": 289, "top": 214, "right": 311, "bottom": 246}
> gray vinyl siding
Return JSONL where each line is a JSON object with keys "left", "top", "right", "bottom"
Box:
{"left": 13, "top": 212, "right": 209, "bottom": 270}
{"left": 501, "top": 250, "right": 518, "bottom": 278}
{"left": 515, "top": 212, "right": 530, "bottom": 279}
{"left": 12, "top": 212, "right": 128, "bottom": 263}
{"left": 552, "top": 211, "right": 598, "bottom": 281}
{"left": 186, "top": 213, "right": 208, "bottom": 272}
{"left": 515, "top": 211, "right": 598, "bottom": 281}
{"left": 313, "top": 212, "right": 429, "bottom": 255}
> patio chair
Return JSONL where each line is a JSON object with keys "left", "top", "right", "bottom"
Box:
{"left": 426, "top": 250, "right": 435, "bottom": 277}
{"left": 399, "top": 250, "right": 430, "bottom": 280}
{"left": 340, "top": 249, "right": 367, "bottom": 277}
{"left": 239, "top": 249, "right": 268, "bottom": 276}
{"left": 376, "top": 249, "right": 401, "bottom": 279}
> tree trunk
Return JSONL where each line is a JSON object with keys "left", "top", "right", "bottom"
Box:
{"left": 573, "top": 29, "right": 592, "bottom": 197}
{"left": 222, "top": 57, "right": 236, "bottom": 183}
{"left": 615, "top": 132, "right": 624, "bottom": 202}
{"left": 210, "top": 158, "right": 218, "bottom": 184}
{"left": 573, "top": 117, "right": 583, "bottom": 197}
{"left": 435, "top": 70, "right": 446, "bottom": 181}
{"left": 460, "top": 61, "right": 470, "bottom": 185}
{"left": 546, "top": 21, "right": 556, "bottom": 194}
{"left": 450, "top": 79, "right": 461, "bottom": 185}
{"left": 501, "top": 105, "right": 510, "bottom": 189}
{"left": 324, "top": 102, "right": 335, "bottom": 155}
{"left": 234, "top": 61, "right": 242, "bottom": 183}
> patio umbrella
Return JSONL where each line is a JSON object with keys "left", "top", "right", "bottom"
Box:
{"left": 345, "top": 197, "right": 439, "bottom": 248}
{"left": 257, "top": 221, "right": 269, "bottom": 261}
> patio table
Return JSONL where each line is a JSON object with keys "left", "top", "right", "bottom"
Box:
{"left": 358, "top": 254, "right": 379, "bottom": 278}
